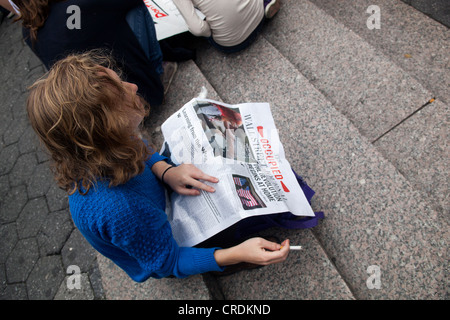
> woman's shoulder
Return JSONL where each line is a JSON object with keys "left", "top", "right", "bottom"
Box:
{"left": 68, "top": 181, "right": 138, "bottom": 231}
{"left": 68, "top": 177, "right": 162, "bottom": 221}
{"left": 68, "top": 180, "right": 127, "bottom": 218}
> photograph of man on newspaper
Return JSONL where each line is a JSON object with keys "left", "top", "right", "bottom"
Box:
{"left": 232, "top": 174, "right": 267, "bottom": 210}
{"left": 194, "top": 101, "right": 256, "bottom": 163}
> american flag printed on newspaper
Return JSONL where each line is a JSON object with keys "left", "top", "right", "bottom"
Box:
{"left": 233, "top": 176, "right": 260, "bottom": 208}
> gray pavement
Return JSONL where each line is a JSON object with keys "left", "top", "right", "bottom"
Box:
{"left": 0, "top": 16, "right": 104, "bottom": 300}
{"left": 1, "top": 0, "right": 448, "bottom": 300}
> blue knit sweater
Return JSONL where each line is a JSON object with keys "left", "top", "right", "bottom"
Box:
{"left": 68, "top": 152, "right": 224, "bottom": 282}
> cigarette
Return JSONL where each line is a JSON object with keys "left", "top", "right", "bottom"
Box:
{"left": 279, "top": 245, "right": 302, "bottom": 250}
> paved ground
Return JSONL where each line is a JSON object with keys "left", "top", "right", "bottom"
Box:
{"left": 0, "top": 14, "right": 104, "bottom": 300}
{"left": 0, "top": 1, "right": 448, "bottom": 300}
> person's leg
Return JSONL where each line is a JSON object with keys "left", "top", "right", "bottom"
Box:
{"left": 207, "top": 0, "right": 280, "bottom": 54}
{"left": 127, "top": 3, "right": 178, "bottom": 94}
{"left": 126, "top": 3, "right": 164, "bottom": 75}
{"left": 207, "top": 17, "right": 266, "bottom": 54}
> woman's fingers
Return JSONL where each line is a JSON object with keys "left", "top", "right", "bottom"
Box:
{"left": 174, "top": 164, "right": 219, "bottom": 195}
{"left": 186, "top": 178, "right": 216, "bottom": 193}
{"left": 235, "top": 237, "right": 290, "bottom": 265}
{"left": 189, "top": 166, "right": 219, "bottom": 183}
{"left": 257, "top": 239, "right": 290, "bottom": 264}
{"left": 260, "top": 238, "right": 283, "bottom": 251}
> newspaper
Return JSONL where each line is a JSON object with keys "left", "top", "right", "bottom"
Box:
{"left": 160, "top": 98, "right": 315, "bottom": 247}
{"left": 144, "top": 0, "right": 205, "bottom": 40}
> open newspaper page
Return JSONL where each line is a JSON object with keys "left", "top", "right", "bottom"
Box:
{"left": 161, "top": 98, "right": 314, "bottom": 246}
{"left": 144, "top": 0, "right": 205, "bottom": 40}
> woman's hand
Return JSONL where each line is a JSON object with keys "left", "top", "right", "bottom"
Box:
{"left": 153, "top": 162, "right": 219, "bottom": 196}
{"left": 214, "top": 237, "right": 290, "bottom": 267}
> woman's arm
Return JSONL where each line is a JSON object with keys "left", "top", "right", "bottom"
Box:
{"left": 149, "top": 160, "right": 289, "bottom": 271}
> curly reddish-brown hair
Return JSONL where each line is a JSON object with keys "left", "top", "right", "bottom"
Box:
{"left": 12, "top": 0, "right": 62, "bottom": 43}
{"left": 27, "top": 50, "right": 151, "bottom": 195}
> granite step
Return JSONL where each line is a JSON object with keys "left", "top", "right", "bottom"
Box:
{"left": 256, "top": 0, "right": 448, "bottom": 298}
{"left": 194, "top": 33, "right": 447, "bottom": 299}
{"left": 264, "top": 0, "right": 434, "bottom": 143}
{"left": 264, "top": 0, "right": 449, "bottom": 217}
{"left": 307, "top": 0, "right": 450, "bottom": 104}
